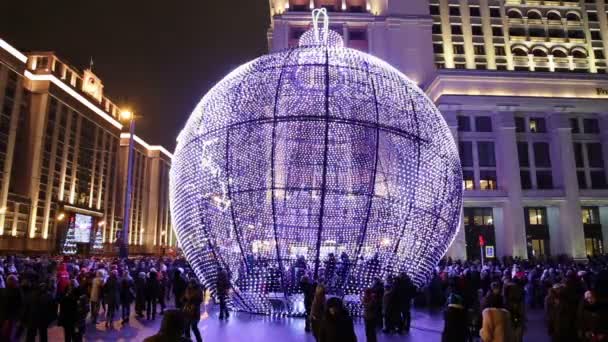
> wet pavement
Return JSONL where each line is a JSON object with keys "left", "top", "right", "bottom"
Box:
{"left": 47, "top": 303, "right": 551, "bottom": 341}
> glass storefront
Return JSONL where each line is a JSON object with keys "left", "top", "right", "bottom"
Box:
{"left": 582, "top": 207, "right": 604, "bottom": 256}
{"left": 464, "top": 207, "right": 496, "bottom": 261}
{"left": 525, "top": 207, "right": 551, "bottom": 258}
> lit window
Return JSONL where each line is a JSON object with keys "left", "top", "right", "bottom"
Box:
{"left": 582, "top": 207, "right": 599, "bottom": 225}
{"left": 479, "top": 170, "right": 497, "bottom": 190}
{"left": 528, "top": 208, "right": 545, "bottom": 225}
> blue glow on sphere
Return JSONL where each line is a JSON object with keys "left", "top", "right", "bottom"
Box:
{"left": 170, "top": 23, "right": 463, "bottom": 315}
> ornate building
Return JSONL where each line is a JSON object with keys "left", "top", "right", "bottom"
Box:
{"left": 268, "top": 0, "right": 608, "bottom": 260}
{"left": 0, "top": 38, "right": 175, "bottom": 254}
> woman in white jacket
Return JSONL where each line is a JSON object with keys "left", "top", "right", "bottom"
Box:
{"left": 480, "top": 295, "right": 515, "bottom": 342}
{"left": 89, "top": 270, "right": 105, "bottom": 323}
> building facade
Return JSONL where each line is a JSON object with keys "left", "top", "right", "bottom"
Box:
{"left": 268, "top": 0, "right": 608, "bottom": 260}
{"left": 0, "top": 38, "right": 175, "bottom": 254}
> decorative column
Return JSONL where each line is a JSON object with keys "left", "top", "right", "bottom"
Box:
{"left": 441, "top": 106, "right": 466, "bottom": 260}
{"left": 548, "top": 112, "right": 586, "bottom": 258}
{"left": 495, "top": 109, "right": 527, "bottom": 258}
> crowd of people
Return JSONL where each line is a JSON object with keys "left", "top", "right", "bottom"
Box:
{"left": 0, "top": 254, "right": 207, "bottom": 342}
{"left": 0, "top": 253, "right": 607, "bottom": 342}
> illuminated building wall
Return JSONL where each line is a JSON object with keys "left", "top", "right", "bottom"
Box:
{"left": 0, "top": 38, "right": 174, "bottom": 254}
{"left": 270, "top": 0, "right": 608, "bottom": 260}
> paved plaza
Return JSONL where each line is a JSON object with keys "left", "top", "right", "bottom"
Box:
{"left": 47, "top": 304, "right": 551, "bottom": 341}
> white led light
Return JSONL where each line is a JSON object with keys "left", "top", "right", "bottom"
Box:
{"left": 170, "top": 10, "right": 462, "bottom": 315}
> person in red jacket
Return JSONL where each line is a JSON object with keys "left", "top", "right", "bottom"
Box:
{"left": 56, "top": 263, "right": 71, "bottom": 299}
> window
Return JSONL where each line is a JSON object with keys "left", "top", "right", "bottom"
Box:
{"left": 457, "top": 115, "right": 471, "bottom": 132}
{"left": 495, "top": 46, "right": 506, "bottom": 56}
{"left": 432, "top": 24, "right": 442, "bottom": 34}
{"left": 566, "top": 12, "right": 581, "bottom": 22}
{"left": 433, "top": 44, "right": 444, "bottom": 53}
{"left": 570, "top": 118, "right": 580, "bottom": 133}
{"left": 583, "top": 118, "right": 600, "bottom": 134}
{"left": 529, "top": 117, "right": 546, "bottom": 133}
{"left": 490, "top": 8, "right": 501, "bottom": 17}
{"left": 553, "top": 49, "right": 568, "bottom": 58}
{"left": 463, "top": 170, "right": 475, "bottom": 190}
{"left": 574, "top": 143, "right": 585, "bottom": 167}
{"left": 453, "top": 44, "right": 465, "bottom": 54}
{"left": 569, "top": 31, "right": 586, "bottom": 40}
{"left": 430, "top": 5, "right": 440, "bottom": 15}
{"left": 472, "top": 26, "right": 484, "bottom": 36}
{"left": 518, "top": 142, "right": 529, "bottom": 167}
{"left": 534, "top": 142, "right": 551, "bottom": 167}
{"left": 595, "top": 50, "right": 605, "bottom": 59}
{"left": 587, "top": 143, "right": 604, "bottom": 168}
{"left": 527, "top": 11, "right": 542, "bottom": 20}
{"left": 452, "top": 26, "right": 463, "bottom": 35}
{"left": 582, "top": 207, "right": 600, "bottom": 224}
{"left": 521, "top": 171, "right": 532, "bottom": 189}
{"left": 578, "top": 170, "right": 587, "bottom": 189}
{"left": 536, "top": 171, "right": 554, "bottom": 189}
{"left": 474, "top": 45, "right": 486, "bottom": 55}
{"left": 471, "top": 208, "right": 493, "bottom": 226}
{"left": 459, "top": 141, "right": 474, "bottom": 167}
{"left": 509, "top": 28, "right": 526, "bottom": 37}
{"left": 528, "top": 208, "right": 546, "bottom": 225}
{"left": 547, "top": 12, "right": 561, "bottom": 21}
{"left": 475, "top": 116, "right": 492, "bottom": 132}
{"left": 549, "top": 29, "right": 565, "bottom": 38}
{"left": 449, "top": 6, "right": 460, "bottom": 16}
{"left": 515, "top": 117, "right": 526, "bottom": 132}
{"left": 591, "top": 31, "right": 602, "bottom": 41}
{"left": 480, "top": 170, "right": 497, "bottom": 190}
{"left": 530, "top": 28, "right": 546, "bottom": 38}
{"left": 492, "top": 27, "right": 503, "bottom": 36}
{"left": 587, "top": 12, "right": 598, "bottom": 22}
{"left": 477, "top": 142, "right": 496, "bottom": 167}
{"left": 507, "top": 10, "right": 523, "bottom": 19}
{"left": 470, "top": 7, "right": 481, "bottom": 17}
{"left": 591, "top": 171, "right": 607, "bottom": 189}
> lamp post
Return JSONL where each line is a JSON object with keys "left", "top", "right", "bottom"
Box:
{"left": 119, "top": 109, "right": 135, "bottom": 259}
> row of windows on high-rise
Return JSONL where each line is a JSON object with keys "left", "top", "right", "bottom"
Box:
{"left": 456, "top": 115, "right": 606, "bottom": 191}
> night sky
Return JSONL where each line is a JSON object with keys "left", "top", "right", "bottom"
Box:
{"left": 0, "top": 1, "right": 270, "bottom": 150}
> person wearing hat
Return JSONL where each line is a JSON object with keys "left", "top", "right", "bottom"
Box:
{"left": 442, "top": 293, "right": 467, "bottom": 342}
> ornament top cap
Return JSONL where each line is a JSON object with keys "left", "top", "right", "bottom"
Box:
{"left": 299, "top": 8, "right": 344, "bottom": 48}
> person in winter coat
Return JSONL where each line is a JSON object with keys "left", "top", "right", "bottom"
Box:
{"left": 300, "top": 275, "right": 316, "bottom": 332}
{"left": 577, "top": 290, "right": 608, "bottom": 342}
{"left": 216, "top": 268, "right": 230, "bottom": 320}
{"left": 371, "top": 277, "right": 384, "bottom": 328}
{"left": 146, "top": 270, "right": 161, "bottom": 320}
{"left": 479, "top": 294, "right": 514, "bottom": 342}
{"left": 482, "top": 282, "right": 502, "bottom": 311}
{"left": 89, "top": 270, "right": 105, "bottom": 324}
{"left": 363, "top": 288, "right": 379, "bottom": 342}
{"left": 503, "top": 278, "right": 526, "bottom": 342}
{"left": 135, "top": 272, "right": 147, "bottom": 318}
{"left": 442, "top": 293, "right": 468, "bottom": 342}
{"left": 172, "top": 268, "right": 187, "bottom": 310}
{"left": 310, "top": 283, "right": 326, "bottom": 341}
{"left": 396, "top": 273, "right": 416, "bottom": 333}
{"left": 383, "top": 283, "right": 399, "bottom": 333}
{"left": 56, "top": 263, "right": 70, "bottom": 299}
{"left": 545, "top": 284, "right": 577, "bottom": 342}
{"left": 142, "top": 309, "right": 190, "bottom": 342}
{"left": 318, "top": 297, "right": 357, "bottom": 342}
{"left": 182, "top": 279, "right": 204, "bottom": 342}
{"left": 119, "top": 273, "right": 135, "bottom": 324}
{"left": 0, "top": 274, "right": 23, "bottom": 342}
{"left": 24, "top": 282, "right": 56, "bottom": 342}
{"left": 103, "top": 271, "right": 120, "bottom": 328}
{"left": 158, "top": 270, "right": 168, "bottom": 315}
{"left": 58, "top": 280, "right": 90, "bottom": 342}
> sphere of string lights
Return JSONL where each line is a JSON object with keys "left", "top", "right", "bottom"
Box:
{"left": 170, "top": 10, "right": 463, "bottom": 315}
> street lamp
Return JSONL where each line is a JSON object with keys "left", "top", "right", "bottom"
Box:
{"left": 119, "top": 109, "right": 135, "bottom": 259}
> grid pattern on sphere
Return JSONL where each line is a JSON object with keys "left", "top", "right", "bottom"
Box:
{"left": 170, "top": 41, "right": 463, "bottom": 315}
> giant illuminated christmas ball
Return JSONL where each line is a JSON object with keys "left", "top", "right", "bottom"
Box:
{"left": 170, "top": 10, "right": 462, "bottom": 315}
